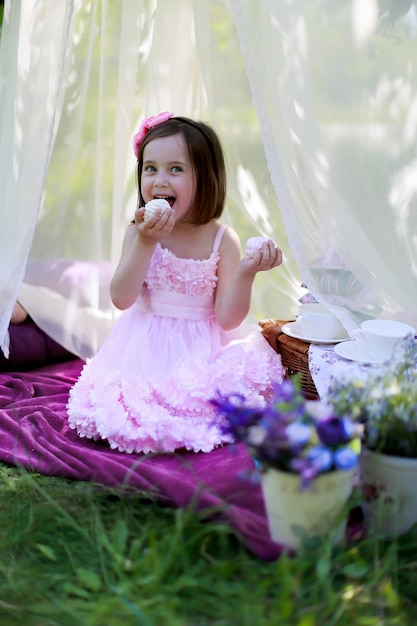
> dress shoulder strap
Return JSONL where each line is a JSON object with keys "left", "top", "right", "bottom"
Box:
{"left": 212, "top": 224, "right": 227, "bottom": 254}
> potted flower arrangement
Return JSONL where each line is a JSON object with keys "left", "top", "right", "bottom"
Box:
{"left": 327, "top": 338, "right": 417, "bottom": 537}
{"left": 211, "top": 378, "right": 361, "bottom": 550}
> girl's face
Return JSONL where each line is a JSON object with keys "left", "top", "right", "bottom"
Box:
{"left": 140, "top": 133, "right": 195, "bottom": 222}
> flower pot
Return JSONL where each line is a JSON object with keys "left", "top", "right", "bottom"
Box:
{"left": 360, "top": 448, "right": 417, "bottom": 538}
{"left": 261, "top": 468, "right": 355, "bottom": 551}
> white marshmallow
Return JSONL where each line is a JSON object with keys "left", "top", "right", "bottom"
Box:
{"left": 143, "top": 198, "right": 171, "bottom": 221}
{"left": 245, "top": 236, "right": 275, "bottom": 258}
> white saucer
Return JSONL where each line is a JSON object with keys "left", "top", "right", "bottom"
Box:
{"left": 334, "top": 341, "right": 384, "bottom": 365}
{"left": 281, "top": 322, "right": 349, "bottom": 345}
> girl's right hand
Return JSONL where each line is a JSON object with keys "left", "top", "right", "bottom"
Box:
{"left": 134, "top": 206, "right": 175, "bottom": 242}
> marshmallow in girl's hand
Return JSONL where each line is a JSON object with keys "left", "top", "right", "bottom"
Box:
{"left": 245, "top": 236, "right": 276, "bottom": 258}
{"left": 143, "top": 198, "right": 171, "bottom": 221}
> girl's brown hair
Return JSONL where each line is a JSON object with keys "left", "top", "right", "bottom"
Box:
{"left": 136, "top": 116, "right": 227, "bottom": 226}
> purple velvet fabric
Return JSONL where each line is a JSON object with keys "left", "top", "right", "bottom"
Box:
{"left": 0, "top": 358, "right": 282, "bottom": 561}
{"left": 1, "top": 318, "right": 76, "bottom": 371}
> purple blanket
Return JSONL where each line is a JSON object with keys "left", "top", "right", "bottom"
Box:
{"left": 0, "top": 359, "right": 282, "bottom": 561}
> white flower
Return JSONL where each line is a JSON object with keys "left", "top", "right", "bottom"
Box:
{"left": 247, "top": 425, "right": 266, "bottom": 446}
{"left": 285, "top": 421, "right": 312, "bottom": 446}
{"left": 384, "top": 382, "right": 401, "bottom": 396}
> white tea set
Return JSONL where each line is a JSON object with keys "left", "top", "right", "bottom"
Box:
{"left": 282, "top": 302, "right": 416, "bottom": 364}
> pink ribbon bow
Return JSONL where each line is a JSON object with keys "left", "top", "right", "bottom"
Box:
{"left": 132, "top": 111, "right": 174, "bottom": 158}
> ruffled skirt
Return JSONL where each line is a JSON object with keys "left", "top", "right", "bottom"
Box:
{"left": 67, "top": 307, "right": 284, "bottom": 453}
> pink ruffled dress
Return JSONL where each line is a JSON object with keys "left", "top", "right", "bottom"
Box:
{"left": 67, "top": 225, "right": 284, "bottom": 453}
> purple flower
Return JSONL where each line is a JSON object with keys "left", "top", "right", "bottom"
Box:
{"left": 316, "top": 416, "right": 355, "bottom": 447}
{"left": 210, "top": 393, "right": 264, "bottom": 442}
{"left": 290, "top": 457, "right": 322, "bottom": 491}
{"left": 272, "top": 379, "right": 297, "bottom": 403}
{"left": 289, "top": 446, "right": 333, "bottom": 490}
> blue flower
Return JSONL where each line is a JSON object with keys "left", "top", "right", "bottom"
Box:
{"left": 305, "top": 445, "right": 333, "bottom": 472}
{"left": 333, "top": 446, "right": 358, "bottom": 471}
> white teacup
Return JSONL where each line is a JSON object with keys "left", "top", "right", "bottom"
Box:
{"left": 296, "top": 303, "right": 345, "bottom": 340}
{"left": 351, "top": 319, "right": 415, "bottom": 362}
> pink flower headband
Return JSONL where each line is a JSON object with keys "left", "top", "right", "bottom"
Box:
{"left": 132, "top": 111, "right": 174, "bottom": 158}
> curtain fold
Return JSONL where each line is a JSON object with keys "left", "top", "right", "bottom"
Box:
{"left": 0, "top": 0, "right": 74, "bottom": 355}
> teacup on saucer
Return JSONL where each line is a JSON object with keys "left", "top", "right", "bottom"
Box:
{"left": 296, "top": 303, "right": 345, "bottom": 341}
{"left": 350, "top": 319, "right": 415, "bottom": 362}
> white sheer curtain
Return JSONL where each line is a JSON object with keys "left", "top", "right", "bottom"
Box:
{"left": 0, "top": 0, "right": 300, "bottom": 359}
{"left": 231, "top": 0, "right": 417, "bottom": 331}
{"left": 2, "top": 0, "right": 415, "bottom": 360}
{"left": 0, "top": 0, "right": 74, "bottom": 355}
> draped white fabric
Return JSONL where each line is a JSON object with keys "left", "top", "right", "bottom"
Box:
{"left": 0, "top": 0, "right": 74, "bottom": 355}
{"left": 231, "top": 0, "right": 417, "bottom": 331}
{"left": 1, "top": 0, "right": 416, "bottom": 359}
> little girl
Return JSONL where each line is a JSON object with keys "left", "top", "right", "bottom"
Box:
{"left": 67, "top": 112, "right": 285, "bottom": 453}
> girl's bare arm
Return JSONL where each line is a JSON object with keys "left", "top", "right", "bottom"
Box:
{"left": 110, "top": 206, "right": 174, "bottom": 310}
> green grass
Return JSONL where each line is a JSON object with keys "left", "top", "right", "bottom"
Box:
{"left": 0, "top": 463, "right": 416, "bottom": 625}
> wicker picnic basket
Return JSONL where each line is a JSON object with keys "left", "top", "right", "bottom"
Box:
{"left": 259, "top": 318, "right": 319, "bottom": 400}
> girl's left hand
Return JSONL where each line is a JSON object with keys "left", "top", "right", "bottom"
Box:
{"left": 241, "top": 239, "right": 283, "bottom": 275}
